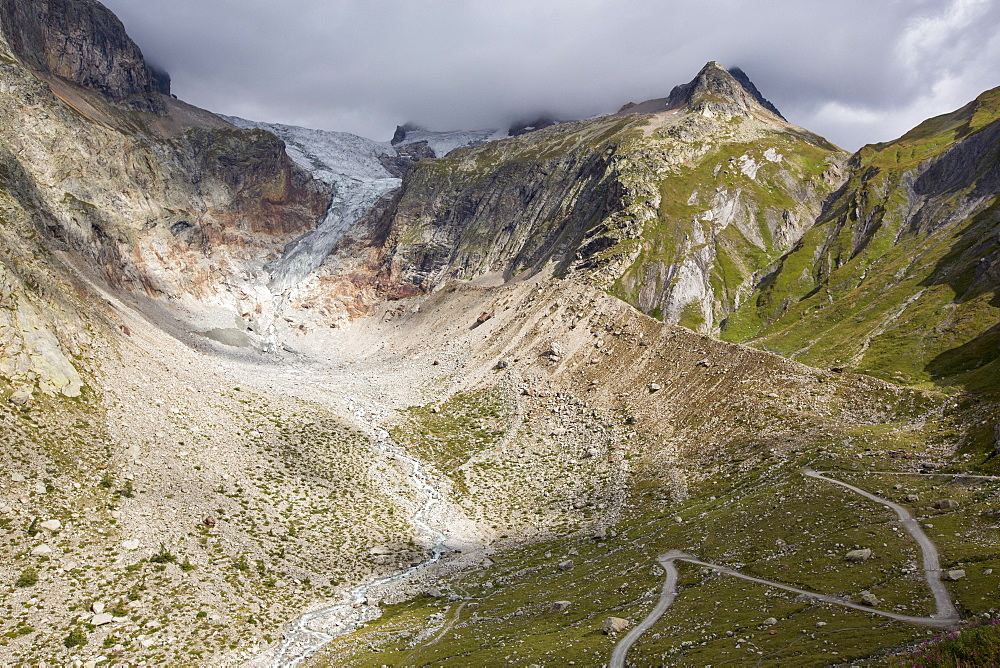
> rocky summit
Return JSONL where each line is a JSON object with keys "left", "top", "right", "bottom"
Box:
{"left": 0, "top": 2, "right": 998, "bottom": 667}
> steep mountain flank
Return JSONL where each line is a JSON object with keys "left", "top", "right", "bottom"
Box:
{"left": 342, "top": 62, "right": 845, "bottom": 333}
{"left": 724, "top": 88, "right": 1000, "bottom": 394}
{"left": 0, "top": 147, "right": 90, "bottom": 398}
{"left": 0, "top": 14, "right": 330, "bottom": 343}
{"left": 0, "top": 0, "right": 170, "bottom": 112}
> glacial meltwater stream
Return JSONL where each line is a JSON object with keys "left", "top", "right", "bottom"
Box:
{"left": 248, "top": 408, "right": 452, "bottom": 668}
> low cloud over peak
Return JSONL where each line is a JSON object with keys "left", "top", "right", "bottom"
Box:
{"left": 102, "top": 0, "right": 1000, "bottom": 150}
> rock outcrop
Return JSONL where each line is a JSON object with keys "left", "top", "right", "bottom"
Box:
{"left": 0, "top": 0, "right": 170, "bottom": 112}
{"left": 0, "top": 0, "right": 332, "bottom": 389}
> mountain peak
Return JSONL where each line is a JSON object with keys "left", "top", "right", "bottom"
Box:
{"left": 727, "top": 66, "right": 785, "bottom": 120}
{"left": 617, "top": 61, "right": 784, "bottom": 120}
{"left": 663, "top": 61, "right": 784, "bottom": 119}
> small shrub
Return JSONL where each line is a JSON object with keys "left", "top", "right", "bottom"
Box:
{"left": 118, "top": 480, "right": 135, "bottom": 498}
{"left": 99, "top": 472, "right": 113, "bottom": 489}
{"left": 892, "top": 620, "right": 1000, "bottom": 667}
{"left": 64, "top": 626, "right": 86, "bottom": 648}
{"left": 16, "top": 568, "right": 38, "bottom": 588}
{"left": 234, "top": 555, "right": 250, "bottom": 572}
{"left": 180, "top": 557, "right": 196, "bottom": 572}
{"left": 11, "top": 625, "right": 34, "bottom": 637}
{"left": 149, "top": 543, "right": 176, "bottom": 564}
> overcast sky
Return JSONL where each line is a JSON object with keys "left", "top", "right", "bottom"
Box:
{"left": 102, "top": 0, "right": 1000, "bottom": 150}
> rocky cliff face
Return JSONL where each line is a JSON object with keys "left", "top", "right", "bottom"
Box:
{"left": 0, "top": 56, "right": 329, "bottom": 309}
{"left": 0, "top": 0, "right": 332, "bottom": 395}
{"left": 0, "top": 0, "right": 169, "bottom": 112}
{"left": 724, "top": 87, "right": 1000, "bottom": 392}
{"left": 0, "top": 145, "right": 91, "bottom": 398}
{"left": 338, "top": 63, "right": 844, "bottom": 333}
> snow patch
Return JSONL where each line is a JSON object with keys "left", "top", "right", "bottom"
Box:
{"left": 395, "top": 128, "right": 508, "bottom": 158}
{"left": 222, "top": 115, "right": 397, "bottom": 181}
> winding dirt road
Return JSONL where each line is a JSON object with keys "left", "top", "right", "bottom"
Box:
{"left": 610, "top": 470, "right": 961, "bottom": 668}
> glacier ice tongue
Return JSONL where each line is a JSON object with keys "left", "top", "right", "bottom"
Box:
{"left": 221, "top": 116, "right": 403, "bottom": 292}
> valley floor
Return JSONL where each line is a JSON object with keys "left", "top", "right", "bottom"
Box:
{"left": 2, "top": 269, "right": 998, "bottom": 667}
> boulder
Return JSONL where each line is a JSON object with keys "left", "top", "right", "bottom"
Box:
{"left": 31, "top": 544, "right": 52, "bottom": 556}
{"left": 92, "top": 601, "right": 105, "bottom": 614}
{"left": 548, "top": 601, "right": 572, "bottom": 613}
{"left": 648, "top": 382, "right": 662, "bottom": 392}
{"left": 121, "top": 539, "right": 140, "bottom": 551}
{"left": 602, "top": 617, "right": 630, "bottom": 635}
{"left": 91, "top": 613, "right": 114, "bottom": 626}
{"left": 904, "top": 494, "right": 920, "bottom": 503}
{"left": 945, "top": 569, "right": 966, "bottom": 581}
{"left": 558, "top": 560, "right": 574, "bottom": 571}
{"left": 933, "top": 499, "right": 959, "bottom": 510}
{"left": 762, "top": 617, "right": 777, "bottom": 626}
{"left": 40, "top": 519, "right": 62, "bottom": 531}
{"left": 845, "top": 548, "right": 872, "bottom": 563}
{"left": 860, "top": 592, "right": 879, "bottom": 606}
{"left": 8, "top": 390, "right": 32, "bottom": 405}
{"left": 11, "top": 472, "right": 25, "bottom": 482}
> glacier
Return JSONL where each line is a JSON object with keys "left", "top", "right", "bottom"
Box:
{"left": 221, "top": 116, "right": 402, "bottom": 294}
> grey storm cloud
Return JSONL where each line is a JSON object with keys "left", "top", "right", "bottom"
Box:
{"left": 102, "top": 0, "right": 1000, "bottom": 150}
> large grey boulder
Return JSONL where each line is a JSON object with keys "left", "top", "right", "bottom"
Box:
{"left": 91, "top": 613, "right": 114, "bottom": 626}
{"left": 8, "top": 390, "right": 31, "bottom": 405}
{"left": 845, "top": 548, "right": 872, "bottom": 563}
{"left": 602, "top": 617, "right": 630, "bottom": 635}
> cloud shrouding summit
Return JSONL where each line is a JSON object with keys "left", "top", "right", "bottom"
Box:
{"left": 101, "top": 0, "right": 1000, "bottom": 150}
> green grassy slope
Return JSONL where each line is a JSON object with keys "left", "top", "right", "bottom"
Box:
{"left": 723, "top": 88, "right": 1000, "bottom": 396}
{"left": 315, "top": 409, "right": 1000, "bottom": 667}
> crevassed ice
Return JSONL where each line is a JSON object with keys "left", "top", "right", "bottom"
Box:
{"left": 221, "top": 116, "right": 403, "bottom": 293}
